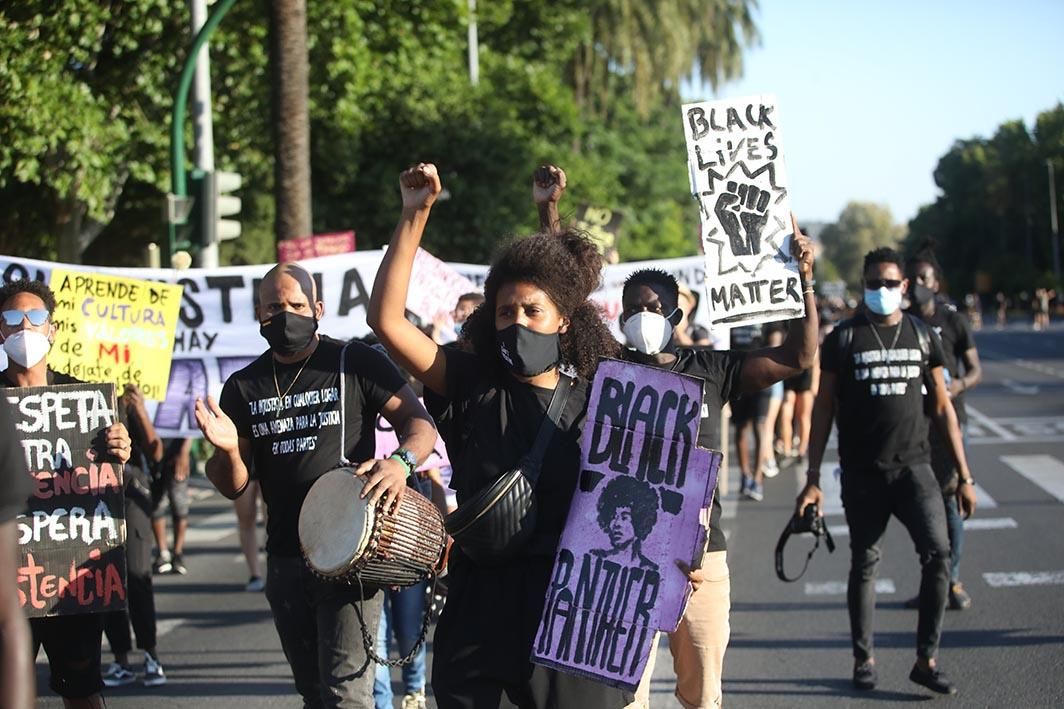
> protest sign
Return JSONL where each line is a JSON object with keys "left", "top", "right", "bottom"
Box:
{"left": 406, "top": 247, "right": 480, "bottom": 328}
{"left": 573, "top": 205, "right": 623, "bottom": 256}
{"left": 277, "top": 230, "right": 356, "bottom": 262}
{"left": 533, "top": 359, "right": 721, "bottom": 690}
{"left": 8, "top": 383, "right": 126, "bottom": 617}
{"left": 1, "top": 250, "right": 721, "bottom": 438}
{"left": 682, "top": 95, "right": 805, "bottom": 328}
{"left": 49, "top": 270, "right": 183, "bottom": 401}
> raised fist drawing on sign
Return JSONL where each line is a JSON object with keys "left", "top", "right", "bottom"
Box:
{"left": 714, "top": 181, "right": 771, "bottom": 256}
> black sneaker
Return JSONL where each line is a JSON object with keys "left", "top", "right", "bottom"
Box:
{"left": 909, "top": 663, "right": 957, "bottom": 695}
{"left": 171, "top": 554, "right": 188, "bottom": 575}
{"left": 853, "top": 660, "right": 877, "bottom": 690}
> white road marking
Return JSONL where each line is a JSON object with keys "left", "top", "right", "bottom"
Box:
{"left": 983, "top": 571, "right": 1064, "bottom": 587}
{"left": 966, "top": 406, "right": 1017, "bottom": 442}
{"left": 963, "top": 517, "right": 1018, "bottom": 530}
{"left": 1002, "top": 378, "right": 1040, "bottom": 395}
{"left": 827, "top": 516, "right": 1017, "bottom": 537}
{"left": 973, "top": 482, "right": 998, "bottom": 509}
{"left": 805, "top": 579, "right": 895, "bottom": 596}
{"left": 1001, "top": 454, "right": 1064, "bottom": 504}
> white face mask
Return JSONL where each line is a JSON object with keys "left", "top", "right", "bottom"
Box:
{"left": 863, "top": 287, "right": 904, "bottom": 316}
{"left": 3, "top": 330, "right": 52, "bottom": 368}
{"left": 622, "top": 310, "right": 678, "bottom": 355}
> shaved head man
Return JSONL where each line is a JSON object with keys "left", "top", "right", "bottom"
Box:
{"left": 194, "top": 261, "right": 438, "bottom": 706}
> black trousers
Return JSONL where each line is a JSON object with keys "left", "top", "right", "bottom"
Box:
{"left": 104, "top": 477, "right": 157, "bottom": 655}
{"left": 432, "top": 553, "right": 634, "bottom": 709}
{"left": 841, "top": 463, "right": 950, "bottom": 661}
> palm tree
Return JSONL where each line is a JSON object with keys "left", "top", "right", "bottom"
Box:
{"left": 269, "top": 0, "right": 312, "bottom": 242}
{"left": 573, "top": 0, "right": 759, "bottom": 117}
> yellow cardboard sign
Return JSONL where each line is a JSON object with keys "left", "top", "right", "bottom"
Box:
{"left": 48, "top": 270, "right": 183, "bottom": 401}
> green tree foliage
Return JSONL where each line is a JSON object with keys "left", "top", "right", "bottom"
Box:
{"left": 820, "top": 202, "right": 905, "bottom": 288}
{"left": 906, "top": 103, "right": 1064, "bottom": 295}
{"left": 1, "top": 0, "right": 759, "bottom": 267}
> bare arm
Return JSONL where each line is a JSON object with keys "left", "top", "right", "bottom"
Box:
{"left": 739, "top": 216, "right": 819, "bottom": 393}
{"left": 533, "top": 164, "right": 566, "bottom": 234}
{"left": 355, "top": 387, "right": 438, "bottom": 511}
{"left": 124, "top": 385, "right": 163, "bottom": 464}
{"left": 195, "top": 396, "right": 253, "bottom": 499}
{"left": 796, "top": 370, "right": 836, "bottom": 516}
{"left": 928, "top": 366, "right": 977, "bottom": 518}
{"left": 367, "top": 164, "right": 448, "bottom": 397}
{"left": 0, "top": 521, "right": 33, "bottom": 709}
{"left": 951, "top": 346, "right": 982, "bottom": 397}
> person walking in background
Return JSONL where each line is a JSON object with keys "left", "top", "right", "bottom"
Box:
{"left": 151, "top": 438, "right": 193, "bottom": 576}
{"left": 102, "top": 384, "right": 167, "bottom": 688}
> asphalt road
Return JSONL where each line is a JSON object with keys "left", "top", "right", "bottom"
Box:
{"left": 36, "top": 322, "right": 1064, "bottom": 707}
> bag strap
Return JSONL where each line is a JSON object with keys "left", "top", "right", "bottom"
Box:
{"left": 338, "top": 342, "right": 351, "bottom": 467}
{"left": 521, "top": 366, "right": 577, "bottom": 483}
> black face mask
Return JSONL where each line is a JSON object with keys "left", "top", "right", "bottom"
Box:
{"left": 911, "top": 283, "right": 935, "bottom": 308}
{"left": 260, "top": 311, "right": 318, "bottom": 356}
{"left": 497, "top": 324, "right": 561, "bottom": 377}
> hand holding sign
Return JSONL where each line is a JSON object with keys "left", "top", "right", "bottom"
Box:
{"left": 714, "top": 181, "right": 771, "bottom": 257}
{"left": 104, "top": 422, "right": 132, "bottom": 464}
{"left": 533, "top": 164, "right": 567, "bottom": 205}
{"left": 789, "top": 215, "right": 815, "bottom": 281}
{"left": 400, "top": 163, "right": 442, "bottom": 212}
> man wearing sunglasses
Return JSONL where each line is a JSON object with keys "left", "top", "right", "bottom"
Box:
{"left": 0, "top": 278, "right": 133, "bottom": 708}
{"left": 796, "top": 248, "right": 976, "bottom": 697}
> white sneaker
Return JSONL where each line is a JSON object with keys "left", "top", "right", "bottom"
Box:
{"left": 762, "top": 458, "right": 780, "bottom": 478}
{"left": 401, "top": 689, "right": 427, "bottom": 709}
{"left": 102, "top": 662, "right": 136, "bottom": 687}
{"left": 245, "top": 576, "right": 265, "bottom": 592}
{"left": 143, "top": 653, "right": 166, "bottom": 687}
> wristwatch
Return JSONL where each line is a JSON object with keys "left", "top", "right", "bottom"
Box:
{"left": 389, "top": 448, "right": 417, "bottom": 477}
{"left": 958, "top": 476, "right": 975, "bottom": 486}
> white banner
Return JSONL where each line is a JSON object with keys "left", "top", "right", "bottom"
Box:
{"left": 681, "top": 95, "right": 805, "bottom": 328}
{"left": 1, "top": 251, "right": 718, "bottom": 438}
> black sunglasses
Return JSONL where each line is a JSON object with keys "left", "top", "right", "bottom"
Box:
{"left": 865, "top": 279, "right": 902, "bottom": 290}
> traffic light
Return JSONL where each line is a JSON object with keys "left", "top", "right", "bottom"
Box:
{"left": 186, "top": 168, "right": 242, "bottom": 248}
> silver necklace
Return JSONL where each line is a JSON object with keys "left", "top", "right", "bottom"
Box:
{"left": 868, "top": 317, "right": 903, "bottom": 360}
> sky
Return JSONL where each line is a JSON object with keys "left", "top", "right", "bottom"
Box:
{"left": 685, "top": 0, "right": 1064, "bottom": 226}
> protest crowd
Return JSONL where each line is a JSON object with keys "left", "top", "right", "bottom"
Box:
{"left": 6, "top": 152, "right": 1043, "bottom": 709}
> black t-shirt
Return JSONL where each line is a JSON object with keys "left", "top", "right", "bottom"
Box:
{"left": 668, "top": 348, "right": 746, "bottom": 553}
{"left": 910, "top": 304, "right": 974, "bottom": 423}
{"left": 425, "top": 348, "right": 591, "bottom": 558}
{"left": 220, "top": 337, "right": 406, "bottom": 556}
{"left": 0, "top": 397, "right": 30, "bottom": 524}
{"left": 822, "top": 312, "right": 946, "bottom": 472}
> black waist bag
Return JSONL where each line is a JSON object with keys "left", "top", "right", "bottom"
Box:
{"left": 444, "top": 371, "right": 575, "bottom": 565}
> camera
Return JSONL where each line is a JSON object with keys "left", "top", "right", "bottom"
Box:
{"left": 776, "top": 503, "right": 835, "bottom": 582}
{"left": 789, "top": 503, "right": 827, "bottom": 537}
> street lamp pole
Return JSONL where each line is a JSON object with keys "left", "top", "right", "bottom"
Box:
{"left": 467, "top": 0, "right": 479, "bottom": 86}
{"left": 1049, "top": 159, "right": 1061, "bottom": 285}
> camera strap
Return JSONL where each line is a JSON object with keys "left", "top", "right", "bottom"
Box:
{"left": 774, "top": 517, "right": 836, "bottom": 583}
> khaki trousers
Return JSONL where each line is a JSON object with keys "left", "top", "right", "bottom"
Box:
{"left": 631, "top": 551, "right": 731, "bottom": 708}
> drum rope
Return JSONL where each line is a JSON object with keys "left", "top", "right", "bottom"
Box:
{"left": 351, "top": 571, "right": 439, "bottom": 668}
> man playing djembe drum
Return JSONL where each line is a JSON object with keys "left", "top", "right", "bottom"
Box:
{"left": 194, "top": 263, "right": 437, "bottom": 708}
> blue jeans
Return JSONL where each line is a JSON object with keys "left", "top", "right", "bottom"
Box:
{"left": 373, "top": 582, "right": 428, "bottom": 708}
{"left": 944, "top": 495, "right": 964, "bottom": 583}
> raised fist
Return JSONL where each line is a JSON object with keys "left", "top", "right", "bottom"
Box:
{"left": 533, "top": 164, "right": 567, "bottom": 206}
{"left": 714, "top": 181, "right": 770, "bottom": 257}
{"left": 400, "top": 163, "right": 442, "bottom": 211}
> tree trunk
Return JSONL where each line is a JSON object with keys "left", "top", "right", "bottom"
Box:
{"left": 269, "top": 0, "right": 312, "bottom": 244}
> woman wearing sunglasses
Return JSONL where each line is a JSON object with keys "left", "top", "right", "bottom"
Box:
{"left": 0, "top": 278, "right": 133, "bottom": 708}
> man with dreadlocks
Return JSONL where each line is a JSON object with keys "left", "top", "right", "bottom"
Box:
{"left": 904, "top": 244, "right": 981, "bottom": 611}
{"left": 369, "top": 164, "right": 632, "bottom": 707}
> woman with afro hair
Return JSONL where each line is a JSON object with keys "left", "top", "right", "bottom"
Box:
{"left": 368, "top": 164, "right": 630, "bottom": 708}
